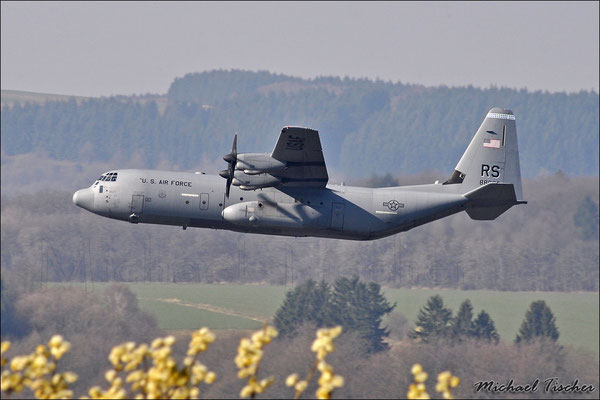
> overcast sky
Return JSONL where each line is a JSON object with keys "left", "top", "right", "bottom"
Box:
{"left": 1, "top": 1, "right": 598, "bottom": 97}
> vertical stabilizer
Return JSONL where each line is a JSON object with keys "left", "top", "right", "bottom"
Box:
{"left": 445, "top": 108, "right": 524, "bottom": 201}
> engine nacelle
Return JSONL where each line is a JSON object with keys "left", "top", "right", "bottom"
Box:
{"left": 235, "top": 153, "right": 286, "bottom": 175}
{"left": 232, "top": 171, "right": 281, "bottom": 190}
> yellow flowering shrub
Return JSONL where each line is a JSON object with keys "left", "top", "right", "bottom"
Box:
{"left": 286, "top": 326, "right": 344, "bottom": 400}
{"left": 2, "top": 329, "right": 460, "bottom": 399}
{"left": 235, "top": 325, "right": 278, "bottom": 398}
{"left": 1, "top": 329, "right": 216, "bottom": 400}
{"left": 85, "top": 328, "right": 217, "bottom": 399}
{"left": 435, "top": 370, "right": 460, "bottom": 399}
{"left": 407, "top": 363, "right": 460, "bottom": 399}
{"left": 1, "top": 335, "right": 77, "bottom": 399}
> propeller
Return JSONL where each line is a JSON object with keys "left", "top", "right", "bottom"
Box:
{"left": 219, "top": 133, "right": 237, "bottom": 198}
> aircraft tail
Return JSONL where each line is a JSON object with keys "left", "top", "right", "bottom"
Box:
{"left": 444, "top": 108, "right": 526, "bottom": 220}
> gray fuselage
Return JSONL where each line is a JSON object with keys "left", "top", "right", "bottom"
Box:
{"left": 73, "top": 108, "right": 526, "bottom": 240}
{"left": 73, "top": 169, "right": 469, "bottom": 241}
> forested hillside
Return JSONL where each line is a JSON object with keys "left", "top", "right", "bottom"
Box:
{"left": 1, "top": 70, "right": 598, "bottom": 177}
{"left": 2, "top": 175, "right": 597, "bottom": 292}
{"left": 1, "top": 70, "right": 598, "bottom": 293}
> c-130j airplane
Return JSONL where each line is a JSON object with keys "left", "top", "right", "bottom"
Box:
{"left": 73, "top": 108, "right": 526, "bottom": 240}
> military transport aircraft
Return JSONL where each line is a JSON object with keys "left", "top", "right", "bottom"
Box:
{"left": 73, "top": 108, "right": 526, "bottom": 240}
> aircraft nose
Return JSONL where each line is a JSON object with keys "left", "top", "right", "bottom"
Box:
{"left": 73, "top": 188, "right": 94, "bottom": 210}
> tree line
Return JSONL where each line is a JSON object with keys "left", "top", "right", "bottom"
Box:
{"left": 273, "top": 277, "right": 396, "bottom": 353}
{"left": 273, "top": 277, "right": 562, "bottom": 352}
{"left": 407, "top": 295, "right": 560, "bottom": 346}
{"left": 2, "top": 69, "right": 598, "bottom": 178}
{"left": 1, "top": 174, "right": 597, "bottom": 292}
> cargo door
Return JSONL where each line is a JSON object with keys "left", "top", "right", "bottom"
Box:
{"left": 131, "top": 195, "right": 145, "bottom": 214}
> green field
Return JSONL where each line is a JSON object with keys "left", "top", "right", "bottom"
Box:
{"left": 136, "top": 298, "right": 262, "bottom": 330}
{"left": 72, "top": 282, "right": 599, "bottom": 355}
{"left": 381, "top": 288, "right": 599, "bottom": 355}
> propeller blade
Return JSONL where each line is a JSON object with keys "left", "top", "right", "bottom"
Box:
{"left": 225, "top": 158, "right": 235, "bottom": 198}
{"left": 223, "top": 133, "right": 238, "bottom": 163}
{"left": 223, "top": 133, "right": 238, "bottom": 198}
{"left": 226, "top": 177, "right": 231, "bottom": 198}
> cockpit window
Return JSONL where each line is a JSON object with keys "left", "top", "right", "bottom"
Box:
{"left": 97, "top": 172, "right": 118, "bottom": 183}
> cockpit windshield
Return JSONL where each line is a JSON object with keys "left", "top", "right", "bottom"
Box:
{"left": 94, "top": 172, "right": 118, "bottom": 186}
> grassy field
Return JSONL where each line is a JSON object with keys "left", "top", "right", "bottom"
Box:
{"left": 71, "top": 282, "right": 598, "bottom": 355}
{"left": 136, "top": 298, "right": 262, "bottom": 330}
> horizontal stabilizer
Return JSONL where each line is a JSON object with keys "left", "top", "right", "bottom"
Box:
{"left": 464, "top": 183, "right": 527, "bottom": 220}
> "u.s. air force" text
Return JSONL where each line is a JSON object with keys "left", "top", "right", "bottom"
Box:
{"left": 139, "top": 178, "right": 192, "bottom": 187}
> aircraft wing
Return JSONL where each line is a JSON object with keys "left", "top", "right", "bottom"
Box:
{"left": 271, "top": 126, "right": 329, "bottom": 187}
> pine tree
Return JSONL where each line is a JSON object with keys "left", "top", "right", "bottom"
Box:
{"left": 515, "top": 300, "right": 560, "bottom": 343}
{"left": 451, "top": 299, "right": 475, "bottom": 341}
{"left": 573, "top": 196, "right": 599, "bottom": 240}
{"left": 273, "top": 276, "right": 395, "bottom": 352}
{"left": 408, "top": 295, "right": 453, "bottom": 343}
{"left": 273, "top": 279, "right": 331, "bottom": 338}
{"left": 472, "top": 310, "right": 500, "bottom": 344}
{"left": 330, "top": 276, "right": 396, "bottom": 352}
